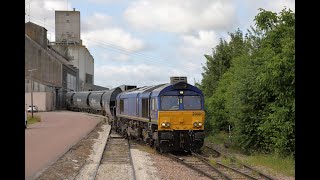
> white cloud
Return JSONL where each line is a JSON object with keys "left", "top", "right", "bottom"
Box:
{"left": 173, "top": 30, "right": 220, "bottom": 83}
{"left": 124, "top": 0, "right": 236, "bottom": 33}
{"left": 94, "top": 64, "right": 191, "bottom": 88}
{"left": 43, "top": 0, "right": 70, "bottom": 11}
{"left": 243, "top": 0, "right": 294, "bottom": 13}
{"left": 264, "top": 0, "right": 295, "bottom": 12}
{"left": 178, "top": 30, "right": 219, "bottom": 65}
{"left": 82, "top": 28, "right": 145, "bottom": 52}
{"left": 87, "top": 0, "right": 129, "bottom": 4}
{"left": 95, "top": 52, "right": 110, "bottom": 62}
{"left": 234, "top": 0, "right": 295, "bottom": 35}
{"left": 81, "top": 12, "right": 146, "bottom": 54}
{"left": 25, "top": 0, "right": 72, "bottom": 41}
{"left": 25, "top": 0, "right": 70, "bottom": 25}
{"left": 82, "top": 13, "right": 113, "bottom": 32}
{"left": 181, "top": 31, "right": 220, "bottom": 49}
{"left": 115, "top": 54, "right": 130, "bottom": 61}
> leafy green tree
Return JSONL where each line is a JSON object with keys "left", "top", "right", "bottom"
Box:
{"left": 201, "top": 29, "right": 249, "bottom": 134}
{"left": 254, "top": 8, "right": 295, "bottom": 156}
{"left": 200, "top": 8, "right": 295, "bottom": 156}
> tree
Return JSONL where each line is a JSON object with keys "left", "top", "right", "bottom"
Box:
{"left": 200, "top": 8, "right": 295, "bottom": 156}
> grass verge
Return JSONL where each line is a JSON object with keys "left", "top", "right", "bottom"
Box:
{"left": 241, "top": 153, "right": 295, "bottom": 176}
{"left": 205, "top": 131, "right": 295, "bottom": 177}
{"left": 27, "top": 114, "right": 41, "bottom": 125}
{"left": 205, "top": 131, "right": 230, "bottom": 145}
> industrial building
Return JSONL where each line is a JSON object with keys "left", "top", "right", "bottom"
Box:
{"left": 51, "top": 9, "right": 95, "bottom": 91}
{"left": 25, "top": 9, "right": 108, "bottom": 111}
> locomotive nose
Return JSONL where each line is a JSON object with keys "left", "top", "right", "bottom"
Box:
{"left": 158, "top": 111, "right": 205, "bottom": 130}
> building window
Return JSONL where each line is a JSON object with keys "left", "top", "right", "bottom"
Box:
{"left": 67, "top": 73, "right": 76, "bottom": 91}
{"left": 86, "top": 73, "right": 93, "bottom": 84}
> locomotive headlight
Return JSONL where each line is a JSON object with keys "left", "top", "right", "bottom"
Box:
{"left": 161, "top": 122, "right": 170, "bottom": 127}
{"left": 193, "top": 122, "right": 198, "bottom": 127}
{"left": 193, "top": 122, "right": 202, "bottom": 127}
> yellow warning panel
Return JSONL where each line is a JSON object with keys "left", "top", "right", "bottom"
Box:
{"left": 158, "top": 111, "right": 205, "bottom": 131}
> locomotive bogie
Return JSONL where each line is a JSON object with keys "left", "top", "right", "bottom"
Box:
{"left": 156, "top": 130, "right": 205, "bottom": 152}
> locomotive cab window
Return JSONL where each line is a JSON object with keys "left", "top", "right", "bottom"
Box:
{"left": 151, "top": 98, "right": 157, "bottom": 111}
{"left": 183, "top": 96, "right": 201, "bottom": 110}
{"left": 161, "top": 96, "right": 179, "bottom": 110}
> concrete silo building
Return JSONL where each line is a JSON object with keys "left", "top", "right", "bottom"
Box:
{"left": 51, "top": 9, "right": 96, "bottom": 91}
{"left": 25, "top": 9, "right": 109, "bottom": 111}
{"left": 25, "top": 22, "right": 78, "bottom": 111}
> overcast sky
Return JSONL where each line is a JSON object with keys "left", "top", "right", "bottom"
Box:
{"left": 25, "top": 0, "right": 295, "bottom": 89}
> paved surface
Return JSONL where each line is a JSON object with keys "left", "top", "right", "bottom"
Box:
{"left": 25, "top": 111, "right": 101, "bottom": 180}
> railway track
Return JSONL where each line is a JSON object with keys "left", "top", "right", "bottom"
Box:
{"left": 94, "top": 131, "right": 136, "bottom": 180}
{"left": 199, "top": 145, "right": 275, "bottom": 180}
{"left": 161, "top": 144, "right": 276, "bottom": 180}
{"left": 166, "top": 152, "right": 231, "bottom": 179}
{"left": 93, "top": 131, "right": 275, "bottom": 180}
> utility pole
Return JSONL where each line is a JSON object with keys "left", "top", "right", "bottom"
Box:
{"left": 28, "top": 69, "right": 37, "bottom": 118}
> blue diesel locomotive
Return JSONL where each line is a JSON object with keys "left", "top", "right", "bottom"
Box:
{"left": 65, "top": 77, "right": 205, "bottom": 152}
{"left": 114, "top": 77, "right": 205, "bottom": 152}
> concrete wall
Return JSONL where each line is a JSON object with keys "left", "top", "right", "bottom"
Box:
{"left": 53, "top": 44, "right": 94, "bottom": 90}
{"left": 84, "top": 46, "right": 94, "bottom": 83}
{"left": 25, "top": 80, "right": 56, "bottom": 93}
{"left": 25, "top": 22, "right": 48, "bottom": 49}
{"left": 25, "top": 22, "right": 80, "bottom": 110}
{"left": 25, "top": 36, "right": 63, "bottom": 88}
{"left": 55, "top": 10, "right": 80, "bottom": 43}
{"left": 62, "top": 64, "right": 78, "bottom": 91}
{"left": 25, "top": 92, "right": 55, "bottom": 111}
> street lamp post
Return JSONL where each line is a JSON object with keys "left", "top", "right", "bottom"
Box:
{"left": 28, "top": 68, "right": 37, "bottom": 118}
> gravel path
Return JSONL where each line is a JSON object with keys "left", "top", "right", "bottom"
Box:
{"left": 75, "top": 123, "right": 111, "bottom": 180}
{"left": 25, "top": 111, "right": 101, "bottom": 180}
{"left": 131, "top": 149, "right": 159, "bottom": 180}
{"left": 149, "top": 153, "right": 211, "bottom": 180}
{"left": 96, "top": 164, "right": 134, "bottom": 180}
{"left": 95, "top": 132, "right": 134, "bottom": 180}
{"left": 129, "top": 142, "right": 210, "bottom": 180}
